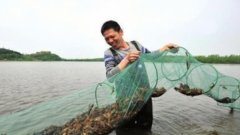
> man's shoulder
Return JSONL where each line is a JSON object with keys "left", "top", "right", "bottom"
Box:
{"left": 129, "top": 40, "right": 142, "bottom": 46}
{"left": 104, "top": 48, "right": 114, "bottom": 56}
{"left": 129, "top": 40, "right": 143, "bottom": 50}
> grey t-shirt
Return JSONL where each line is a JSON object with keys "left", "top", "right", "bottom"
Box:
{"left": 104, "top": 41, "right": 152, "bottom": 78}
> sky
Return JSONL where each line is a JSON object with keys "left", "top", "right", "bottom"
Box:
{"left": 0, "top": 0, "right": 239, "bottom": 59}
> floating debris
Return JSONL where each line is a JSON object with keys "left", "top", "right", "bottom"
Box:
{"left": 152, "top": 87, "right": 166, "bottom": 97}
{"left": 174, "top": 83, "right": 203, "bottom": 96}
{"left": 174, "top": 84, "right": 236, "bottom": 104}
{"left": 207, "top": 130, "right": 219, "bottom": 135}
{"left": 215, "top": 97, "right": 236, "bottom": 104}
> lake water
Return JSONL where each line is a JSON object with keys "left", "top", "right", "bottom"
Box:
{"left": 0, "top": 62, "right": 239, "bottom": 135}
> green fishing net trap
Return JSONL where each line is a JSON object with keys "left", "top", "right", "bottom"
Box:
{"left": 0, "top": 47, "right": 239, "bottom": 135}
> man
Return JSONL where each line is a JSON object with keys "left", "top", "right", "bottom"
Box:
{"left": 101, "top": 20, "right": 177, "bottom": 131}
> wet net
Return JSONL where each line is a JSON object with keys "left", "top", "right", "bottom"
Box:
{"left": 0, "top": 47, "right": 239, "bottom": 135}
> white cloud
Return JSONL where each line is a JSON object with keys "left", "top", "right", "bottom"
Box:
{"left": 0, "top": 0, "right": 239, "bottom": 58}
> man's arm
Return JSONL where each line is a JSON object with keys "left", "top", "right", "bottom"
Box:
{"left": 104, "top": 50, "right": 140, "bottom": 78}
{"left": 104, "top": 51, "right": 121, "bottom": 78}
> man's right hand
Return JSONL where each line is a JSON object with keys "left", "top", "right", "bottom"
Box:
{"left": 118, "top": 51, "right": 140, "bottom": 71}
{"left": 124, "top": 51, "right": 140, "bottom": 63}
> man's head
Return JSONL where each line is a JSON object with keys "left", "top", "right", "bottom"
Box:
{"left": 101, "top": 20, "right": 122, "bottom": 35}
{"left": 101, "top": 20, "right": 124, "bottom": 49}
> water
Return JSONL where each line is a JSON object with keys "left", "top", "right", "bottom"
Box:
{"left": 0, "top": 62, "right": 239, "bottom": 135}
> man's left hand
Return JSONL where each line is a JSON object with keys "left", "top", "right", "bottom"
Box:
{"left": 159, "top": 43, "right": 178, "bottom": 52}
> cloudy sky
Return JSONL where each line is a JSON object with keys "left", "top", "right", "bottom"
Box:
{"left": 0, "top": 0, "right": 239, "bottom": 58}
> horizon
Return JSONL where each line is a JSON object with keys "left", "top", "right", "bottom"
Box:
{"left": 0, "top": 0, "right": 240, "bottom": 59}
{"left": 1, "top": 47, "right": 239, "bottom": 60}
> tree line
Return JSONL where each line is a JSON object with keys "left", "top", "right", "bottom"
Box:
{"left": 0, "top": 48, "right": 239, "bottom": 63}
{"left": 195, "top": 55, "right": 240, "bottom": 64}
{"left": 0, "top": 48, "right": 62, "bottom": 61}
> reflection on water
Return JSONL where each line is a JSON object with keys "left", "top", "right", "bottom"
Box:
{"left": 0, "top": 62, "right": 239, "bottom": 135}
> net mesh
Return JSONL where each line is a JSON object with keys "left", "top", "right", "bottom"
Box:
{"left": 0, "top": 47, "right": 239, "bottom": 135}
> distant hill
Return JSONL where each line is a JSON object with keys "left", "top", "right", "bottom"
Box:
{"left": 0, "top": 48, "right": 23, "bottom": 60}
{"left": 0, "top": 48, "right": 62, "bottom": 61}
{"left": 28, "top": 51, "right": 62, "bottom": 61}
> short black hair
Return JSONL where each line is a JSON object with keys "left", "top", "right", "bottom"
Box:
{"left": 101, "top": 20, "right": 122, "bottom": 35}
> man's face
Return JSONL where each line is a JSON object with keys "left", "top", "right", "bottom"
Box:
{"left": 103, "top": 28, "right": 123, "bottom": 49}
